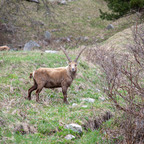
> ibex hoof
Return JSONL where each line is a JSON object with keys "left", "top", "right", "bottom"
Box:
{"left": 64, "top": 101, "right": 69, "bottom": 105}
{"left": 27, "top": 97, "right": 31, "bottom": 100}
{"left": 36, "top": 100, "right": 40, "bottom": 103}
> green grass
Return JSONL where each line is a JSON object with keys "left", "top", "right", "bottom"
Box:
{"left": 0, "top": 51, "right": 114, "bottom": 143}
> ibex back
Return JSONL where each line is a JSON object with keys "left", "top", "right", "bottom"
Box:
{"left": 0, "top": 45, "right": 10, "bottom": 51}
{"left": 28, "top": 46, "right": 86, "bottom": 104}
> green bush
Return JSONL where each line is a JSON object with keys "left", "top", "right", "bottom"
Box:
{"left": 130, "top": 0, "right": 144, "bottom": 9}
{"left": 100, "top": 0, "right": 144, "bottom": 20}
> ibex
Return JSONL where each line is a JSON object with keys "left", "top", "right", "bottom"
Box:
{"left": 28, "top": 46, "right": 86, "bottom": 104}
{"left": 0, "top": 45, "right": 10, "bottom": 51}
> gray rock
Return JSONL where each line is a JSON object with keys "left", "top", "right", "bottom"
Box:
{"left": 45, "top": 50, "right": 59, "bottom": 53}
{"left": 44, "top": 31, "right": 51, "bottom": 40}
{"left": 81, "top": 98, "right": 95, "bottom": 103}
{"left": 106, "top": 24, "right": 114, "bottom": 30}
{"left": 23, "top": 40, "right": 40, "bottom": 51}
{"left": 65, "top": 134, "right": 75, "bottom": 140}
{"left": 65, "top": 123, "right": 82, "bottom": 133}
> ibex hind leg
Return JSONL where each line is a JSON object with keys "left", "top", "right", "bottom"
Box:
{"left": 28, "top": 80, "right": 37, "bottom": 100}
{"left": 35, "top": 84, "right": 44, "bottom": 103}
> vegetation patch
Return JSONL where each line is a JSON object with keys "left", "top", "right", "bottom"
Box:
{"left": 0, "top": 51, "right": 114, "bottom": 143}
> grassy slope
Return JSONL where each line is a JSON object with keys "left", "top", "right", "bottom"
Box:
{"left": 15, "top": 0, "right": 136, "bottom": 44}
{"left": 0, "top": 1, "right": 138, "bottom": 143}
{"left": 0, "top": 51, "right": 114, "bottom": 143}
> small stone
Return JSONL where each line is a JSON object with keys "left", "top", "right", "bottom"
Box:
{"left": 59, "top": 0, "right": 67, "bottom": 5}
{"left": 55, "top": 39, "right": 60, "bottom": 43}
{"left": 81, "top": 98, "right": 95, "bottom": 103}
{"left": 95, "top": 88, "right": 100, "bottom": 92}
{"left": 88, "top": 16, "right": 91, "bottom": 19}
{"left": 81, "top": 105, "right": 87, "bottom": 108}
{"left": 83, "top": 36, "right": 89, "bottom": 41}
{"left": 44, "top": 31, "right": 51, "bottom": 40}
{"left": 45, "top": 50, "right": 59, "bottom": 53}
{"left": 65, "top": 134, "right": 75, "bottom": 140}
{"left": 42, "top": 40, "right": 49, "bottom": 46}
{"left": 78, "top": 36, "right": 89, "bottom": 41}
{"left": 65, "top": 123, "right": 82, "bottom": 133}
{"left": 66, "top": 37, "right": 71, "bottom": 42}
{"left": 0, "top": 60, "right": 4, "bottom": 64}
{"left": 72, "top": 103, "right": 78, "bottom": 107}
{"left": 99, "top": 97, "right": 105, "bottom": 101}
{"left": 78, "top": 84, "right": 85, "bottom": 90}
{"left": 10, "top": 48, "right": 18, "bottom": 51}
{"left": 0, "top": 118, "right": 5, "bottom": 126}
{"left": 106, "top": 24, "right": 114, "bottom": 30}
{"left": 29, "top": 0, "right": 39, "bottom": 3}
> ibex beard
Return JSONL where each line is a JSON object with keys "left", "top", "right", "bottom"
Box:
{"left": 28, "top": 46, "right": 86, "bottom": 104}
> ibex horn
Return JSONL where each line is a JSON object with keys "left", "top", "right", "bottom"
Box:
{"left": 74, "top": 46, "right": 86, "bottom": 62}
{"left": 60, "top": 46, "right": 72, "bottom": 62}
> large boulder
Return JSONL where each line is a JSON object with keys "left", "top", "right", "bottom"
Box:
{"left": 23, "top": 40, "right": 40, "bottom": 51}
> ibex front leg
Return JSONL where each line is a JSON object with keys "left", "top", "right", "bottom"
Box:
{"left": 62, "top": 86, "right": 69, "bottom": 104}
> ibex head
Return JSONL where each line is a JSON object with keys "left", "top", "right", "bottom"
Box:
{"left": 60, "top": 46, "right": 86, "bottom": 73}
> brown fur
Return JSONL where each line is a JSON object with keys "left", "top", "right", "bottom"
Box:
{"left": 27, "top": 47, "right": 85, "bottom": 104}
{"left": 0, "top": 45, "right": 10, "bottom": 51}
{"left": 29, "top": 73, "right": 33, "bottom": 79}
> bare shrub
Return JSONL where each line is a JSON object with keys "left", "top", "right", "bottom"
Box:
{"left": 83, "top": 111, "right": 113, "bottom": 131}
{"left": 87, "top": 25, "right": 144, "bottom": 143}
